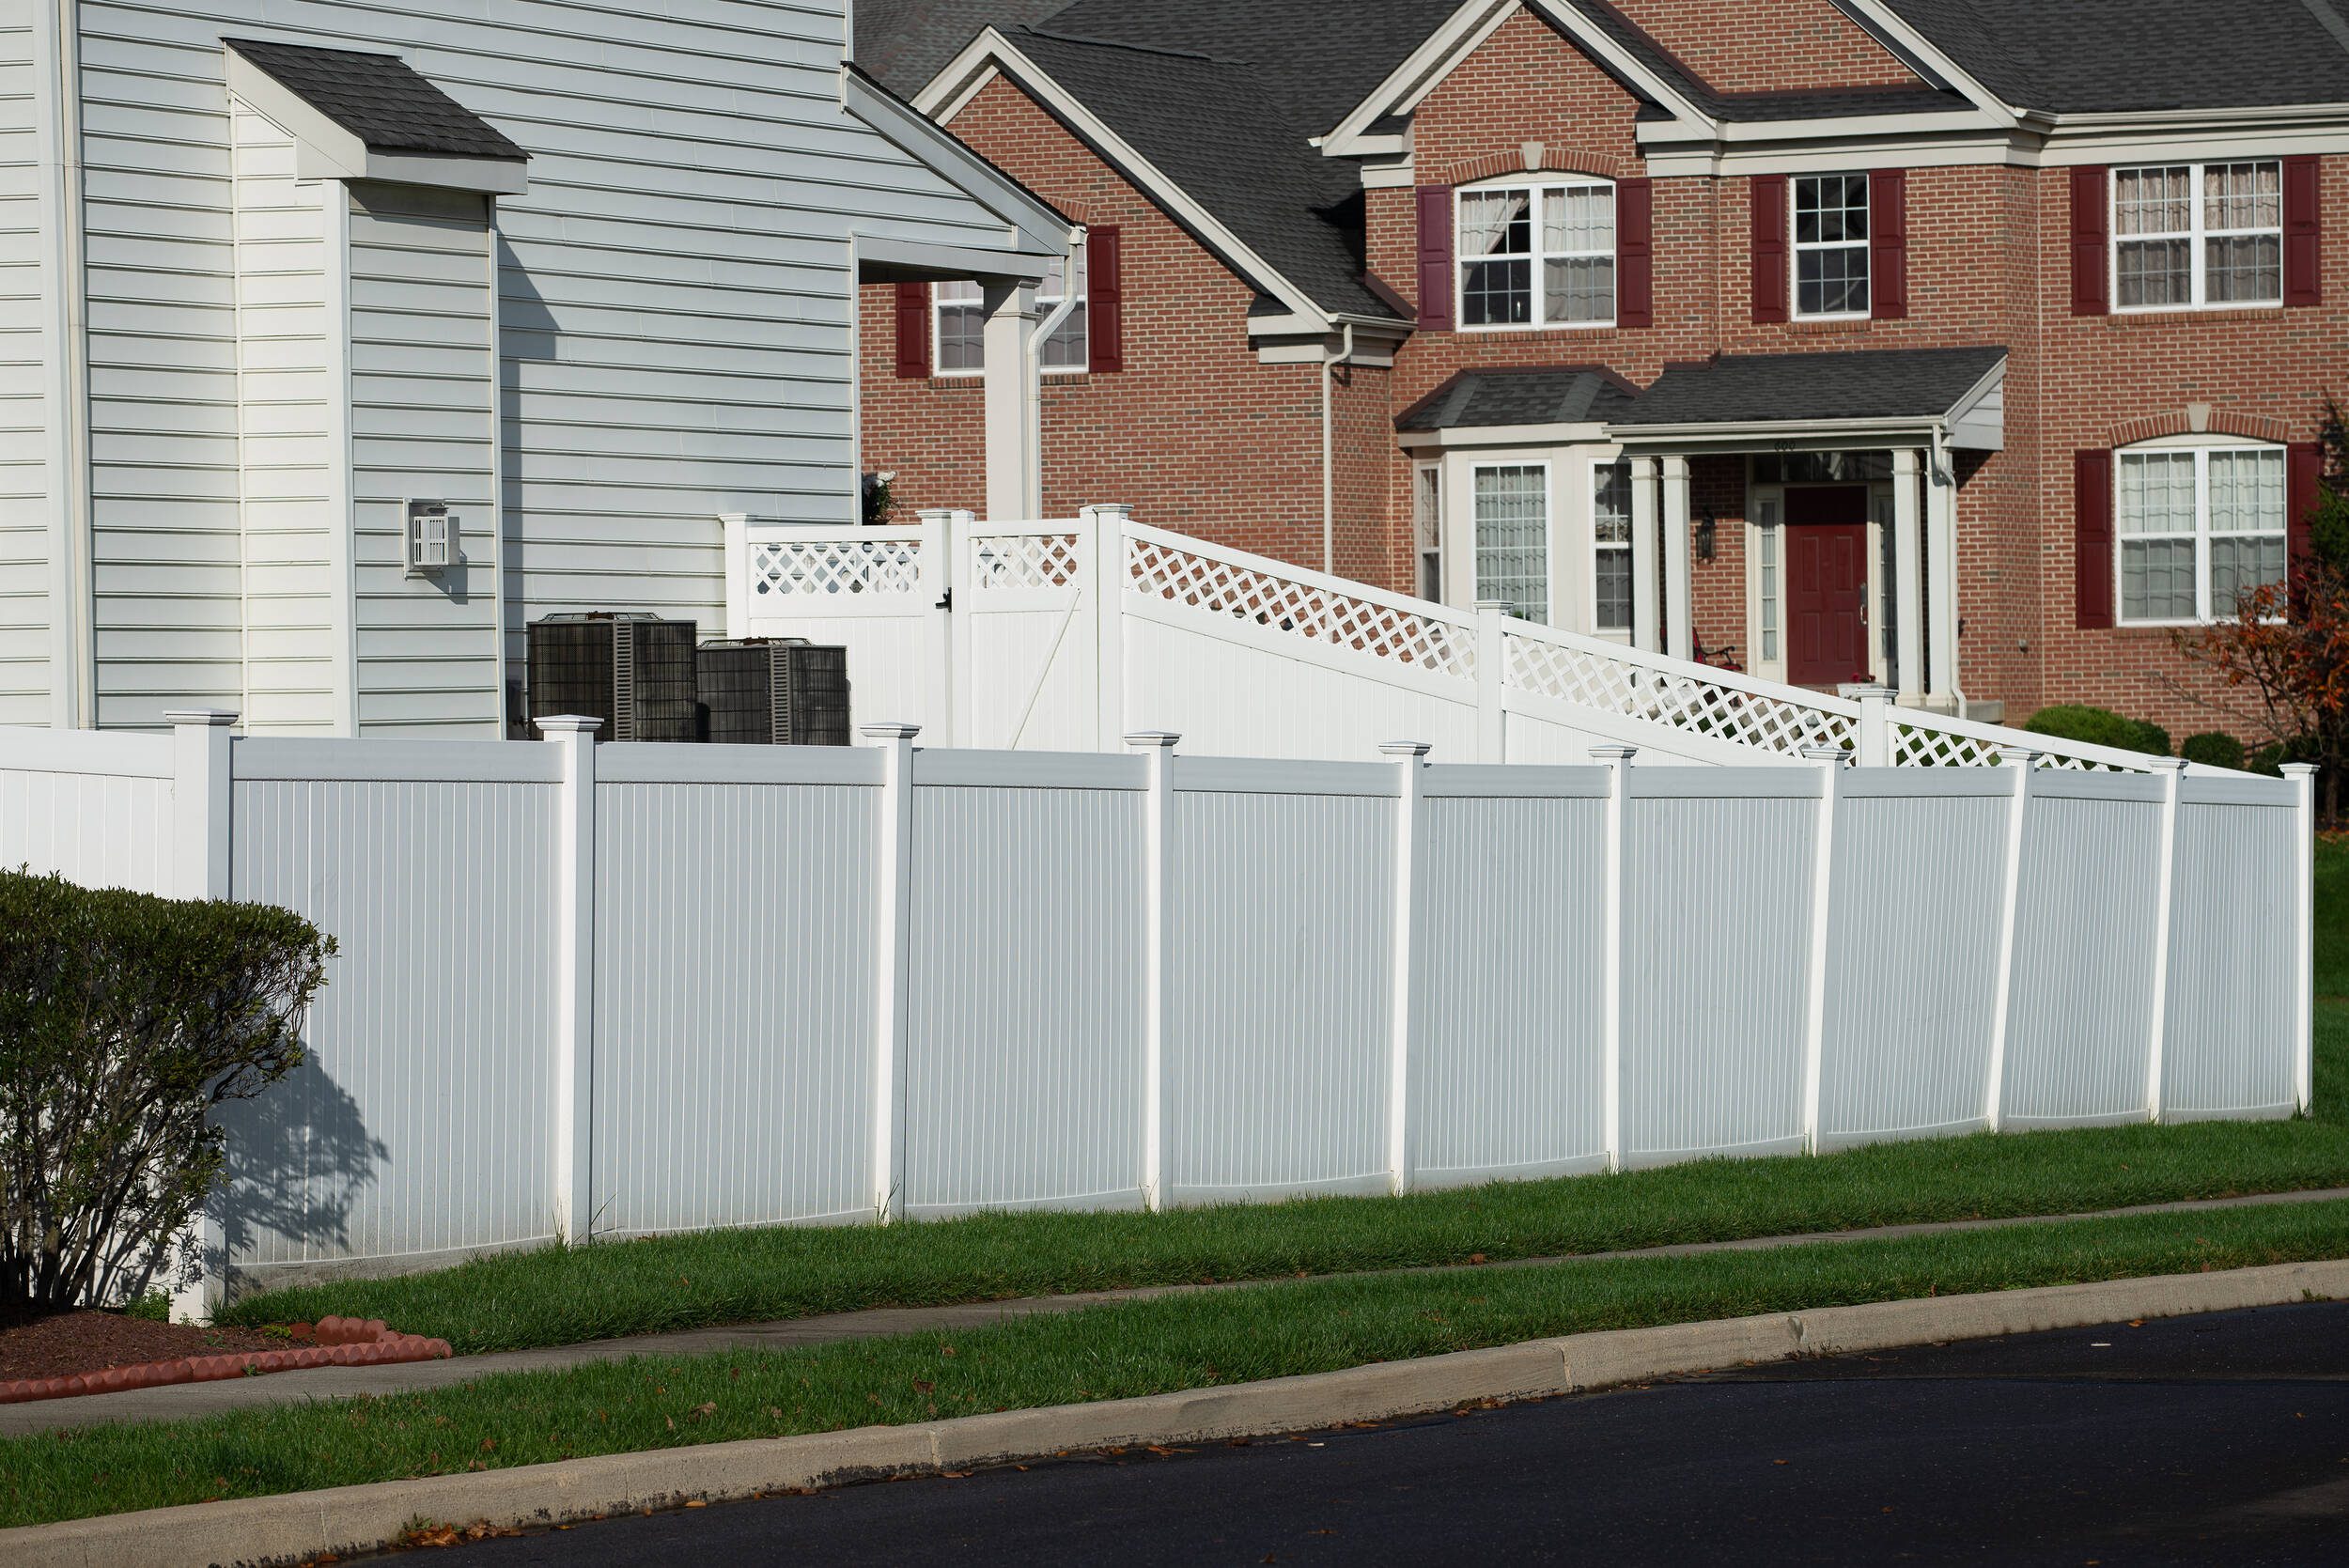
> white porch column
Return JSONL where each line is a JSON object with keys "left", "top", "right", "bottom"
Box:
{"left": 1628, "top": 455, "right": 1660, "bottom": 653}
{"left": 1660, "top": 456, "right": 1692, "bottom": 662}
{"left": 1924, "top": 456, "right": 1958, "bottom": 703}
{"left": 1892, "top": 449, "right": 1925, "bottom": 703}
{"left": 981, "top": 278, "right": 1040, "bottom": 521}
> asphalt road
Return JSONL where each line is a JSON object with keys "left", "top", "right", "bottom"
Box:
{"left": 418, "top": 1301, "right": 2349, "bottom": 1566}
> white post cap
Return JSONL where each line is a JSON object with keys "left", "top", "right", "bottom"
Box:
{"left": 1124, "top": 730, "right": 1181, "bottom": 750}
{"left": 1799, "top": 744, "right": 1850, "bottom": 765}
{"left": 1379, "top": 740, "right": 1435, "bottom": 758}
{"left": 860, "top": 721, "right": 923, "bottom": 741}
{"left": 1589, "top": 744, "right": 1639, "bottom": 763}
{"left": 1999, "top": 746, "right": 2045, "bottom": 768}
{"left": 163, "top": 708, "right": 239, "bottom": 727}
{"left": 2279, "top": 762, "right": 2319, "bottom": 778}
{"left": 533, "top": 715, "right": 603, "bottom": 737}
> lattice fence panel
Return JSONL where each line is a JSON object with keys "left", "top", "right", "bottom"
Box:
{"left": 1507, "top": 634, "right": 1853, "bottom": 756}
{"left": 1127, "top": 536, "right": 1476, "bottom": 678}
{"left": 749, "top": 537, "right": 923, "bottom": 598}
{"left": 1892, "top": 723, "right": 2135, "bottom": 772}
{"left": 972, "top": 534, "right": 1081, "bottom": 591}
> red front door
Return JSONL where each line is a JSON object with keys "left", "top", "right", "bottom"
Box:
{"left": 1784, "top": 486, "right": 1872, "bottom": 688}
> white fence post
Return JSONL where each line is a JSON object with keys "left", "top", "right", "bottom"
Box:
{"left": 2282, "top": 763, "right": 2318, "bottom": 1114}
{"left": 864, "top": 721, "right": 921, "bottom": 1221}
{"left": 1592, "top": 743, "right": 1637, "bottom": 1172}
{"left": 1983, "top": 746, "right": 2041, "bottom": 1132}
{"left": 916, "top": 509, "right": 958, "bottom": 745}
{"left": 2143, "top": 757, "right": 2188, "bottom": 1121}
{"left": 537, "top": 714, "right": 601, "bottom": 1246}
{"left": 1474, "top": 601, "right": 1508, "bottom": 763}
{"left": 1127, "top": 730, "right": 1179, "bottom": 1211}
{"left": 721, "top": 513, "right": 750, "bottom": 639}
{"left": 1798, "top": 742, "right": 1847, "bottom": 1154}
{"left": 1090, "top": 505, "right": 1133, "bottom": 752}
{"left": 1852, "top": 685, "right": 1895, "bottom": 767}
{"left": 1380, "top": 740, "right": 1434, "bottom": 1194}
{"left": 166, "top": 709, "right": 235, "bottom": 1323}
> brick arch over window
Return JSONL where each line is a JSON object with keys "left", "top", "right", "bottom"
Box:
{"left": 2108, "top": 409, "right": 2295, "bottom": 447}
{"left": 1436, "top": 148, "right": 1627, "bottom": 186}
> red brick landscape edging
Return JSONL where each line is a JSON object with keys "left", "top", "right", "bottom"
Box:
{"left": 0, "top": 1315, "right": 453, "bottom": 1405}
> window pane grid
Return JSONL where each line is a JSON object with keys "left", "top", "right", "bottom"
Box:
{"left": 1793, "top": 174, "right": 1869, "bottom": 318}
{"left": 1457, "top": 182, "right": 1614, "bottom": 328}
{"left": 1592, "top": 461, "right": 1632, "bottom": 632}
{"left": 2118, "top": 445, "right": 2287, "bottom": 623}
{"left": 1473, "top": 464, "right": 1548, "bottom": 624}
{"left": 934, "top": 253, "right": 1089, "bottom": 374}
{"left": 2115, "top": 162, "right": 2281, "bottom": 309}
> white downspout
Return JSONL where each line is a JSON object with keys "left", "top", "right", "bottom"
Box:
{"left": 1021, "top": 226, "right": 1086, "bottom": 515}
{"left": 1321, "top": 323, "right": 1355, "bottom": 574}
{"left": 1928, "top": 423, "right": 1966, "bottom": 717}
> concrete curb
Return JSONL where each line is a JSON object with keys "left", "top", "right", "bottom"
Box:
{"left": 8, "top": 1258, "right": 2347, "bottom": 1568}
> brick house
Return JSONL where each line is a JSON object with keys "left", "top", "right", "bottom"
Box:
{"left": 852, "top": 0, "right": 2349, "bottom": 732}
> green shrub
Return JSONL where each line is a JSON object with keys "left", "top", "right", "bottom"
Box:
{"left": 2180, "top": 732, "right": 2248, "bottom": 770}
{"left": 2020, "top": 704, "right": 2170, "bottom": 756}
{"left": 122, "top": 1290, "right": 171, "bottom": 1323}
{"left": 0, "top": 870, "right": 332, "bottom": 1313}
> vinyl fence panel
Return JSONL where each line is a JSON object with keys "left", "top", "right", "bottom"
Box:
{"left": 1164, "top": 760, "right": 1395, "bottom": 1201}
{"left": 2001, "top": 772, "right": 2169, "bottom": 1128}
{"left": 1816, "top": 771, "right": 2012, "bottom": 1148}
{"left": 905, "top": 752, "right": 1146, "bottom": 1215}
{"left": 590, "top": 746, "right": 882, "bottom": 1234}
{"left": 0, "top": 728, "right": 174, "bottom": 893}
{"left": 2162, "top": 778, "right": 2301, "bottom": 1121}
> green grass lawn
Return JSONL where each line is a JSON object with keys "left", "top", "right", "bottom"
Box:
{"left": 219, "top": 834, "right": 2349, "bottom": 1357}
{"left": 13, "top": 1197, "right": 2349, "bottom": 1530}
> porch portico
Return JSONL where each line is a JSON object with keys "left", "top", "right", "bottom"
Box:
{"left": 1398, "top": 347, "right": 2007, "bottom": 712}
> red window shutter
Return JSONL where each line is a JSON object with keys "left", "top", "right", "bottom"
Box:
{"left": 2069, "top": 166, "right": 2109, "bottom": 317}
{"left": 2283, "top": 155, "right": 2322, "bottom": 307}
{"left": 1869, "top": 169, "right": 1907, "bottom": 319}
{"left": 1750, "top": 175, "right": 1787, "bottom": 323}
{"left": 894, "top": 282, "right": 930, "bottom": 378}
{"left": 1086, "top": 226, "right": 1124, "bottom": 372}
{"left": 2289, "top": 440, "right": 2323, "bottom": 613}
{"left": 2074, "top": 448, "right": 2114, "bottom": 629}
{"left": 1415, "top": 185, "right": 1454, "bottom": 332}
{"left": 1616, "top": 177, "right": 1653, "bottom": 329}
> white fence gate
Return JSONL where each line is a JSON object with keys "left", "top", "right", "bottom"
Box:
{"left": 0, "top": 717, "right": 2317, "bottom": 1305}
{"left": 725, "top": 509, "right": 2191, "bottom": 774}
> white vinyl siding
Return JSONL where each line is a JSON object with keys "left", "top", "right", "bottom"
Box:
{"left": 64, "top": 0, "right": 1031, "bottom": 732}
{"left": 348, "top": 183, "right": 500, "bottom": 735}
{"left": 0, "top": 10, "right": 48, "bottom": 723}
{"left": 229, "top": 101, "right": 338, "bottom": 732}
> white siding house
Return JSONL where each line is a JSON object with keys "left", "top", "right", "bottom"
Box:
{"left": 8, "top": 0, "right": 1068, "bottom": 734}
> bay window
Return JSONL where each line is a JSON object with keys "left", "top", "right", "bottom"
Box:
{"left": 1592, "top": 460, "right": 1633, "bottom": 633}
{"left": 934, "top": 250, "right": 1088, "bottom": 373}
{"left": 2114, "top": 162, "right": 2281, "bottom": 310}
{"left": 2117, "top": 442, "right": 2287, "bottom": 622}
{"left": 1457, "top": 180, "right": 1615, "bottom": 328}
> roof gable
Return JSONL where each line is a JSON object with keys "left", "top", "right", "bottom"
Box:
{"left": 223, "top": 38, "right": 525, "bottom": 162}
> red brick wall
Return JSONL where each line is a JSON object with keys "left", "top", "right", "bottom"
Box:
{"left": 859, "top": 75, "right": 1338, "bottom": 567}
{"left": 1609, "top": 0, "right": 1920, "bottom": 92}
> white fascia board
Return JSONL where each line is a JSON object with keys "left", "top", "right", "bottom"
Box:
{"left": 1400, "top": 421, "right": 1613, "bottom": 450}
{"left": 1834, "top": 0, "right": 2020, "bottom": 123}
{"left": 1360, "top": 158, "right": 1419, "bottom": 189}
{"left": 842, "top": 65, "right": 1068, "bottom": 259}
{"left": 1322, "top": 0, "right": 1718, "bottom": 158}
{"left": 856, "top": 235, "right": 1054, "bottom": 284}
{"left": 1610, "top": 416, "right": 1945, "bottom": 449}
{"left": 2036, "top": 116, "right": 2349, "bottom": 166}
{"left": 225, "top": 52, "right": 528, "bottom": 195}
{"left": 914, "top": 30, "right": 1335, "bottom": 327}
{"left": 1641, "top": 128, "right": 2036, "bottom": 177}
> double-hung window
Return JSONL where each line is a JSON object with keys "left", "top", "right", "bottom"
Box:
{"left": 2117, "top": 442, "right": 2287, "bottom": 623}
{"left": 1456, "top": 180, "right": 1615, "bottom": 328}
{"left": 1792, "top": 174, "right": 1869, "bottom": 318}
{"left": 1592, "top": 460, "right": 1633, "bottom": 633}
{"left": 1472, "top": 463, "right": 1549, "bottom": 623}
{"left": 934, "top": 250, "right": 1089, "bottom": 374}
{"left": 2114, "top": 162, "right": 2281, "bottom": 309}
{"left": 1412, "top": 463, "right": 1443, "bottom": 602}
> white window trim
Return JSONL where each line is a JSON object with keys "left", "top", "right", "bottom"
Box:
{"left": 1453, "top": 178, "right": 1619, "bottom": 334}
{"left": 1411, "top": 460, "right": 1444, "bottom": 602}
{"left": 932, "top": 271, "right": 1089, "bottom": 378}
{"left": 2113, "top": 435, "right": 2290, "bottom": 626}
{"left": 2110, "top": 160, "right": 2285, "bottom": 315}
{"left": 1792, "top": 172, "right": 1871, "bottom": 322}
{"left": 1587, "top": 455, "right": 1634, "bottom": 640}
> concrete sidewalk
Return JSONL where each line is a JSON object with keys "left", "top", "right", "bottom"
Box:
{"left": 6, "top": 1184, "right": 2343, "bottom": 1437}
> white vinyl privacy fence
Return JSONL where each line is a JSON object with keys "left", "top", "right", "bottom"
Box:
{"left": 0, "top": 718, "right": 2317, "bottom": 1303}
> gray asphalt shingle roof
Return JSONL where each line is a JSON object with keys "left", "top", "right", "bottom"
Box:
{"left": 1878, "top": 0, "right": 2349, "bottom": 113}
{"left": 1610, "top": 347, "right": 2009, "bottom": 427}
{"left": 224, "top": 38, "right": 526, "bottom": 162}
{"left": 1397, "top": 367, "right": 1640, "bottom": 430}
